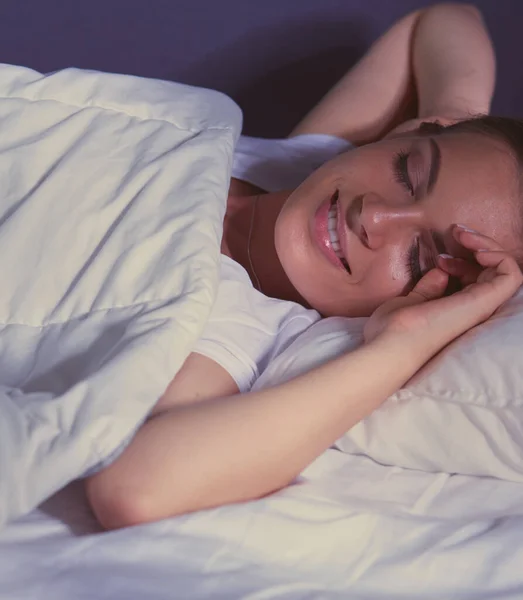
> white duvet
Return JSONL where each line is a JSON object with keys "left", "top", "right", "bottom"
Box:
{"left": 0, "top": 63, "right": 241, "bottom": 526}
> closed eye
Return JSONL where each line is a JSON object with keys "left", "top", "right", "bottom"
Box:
{"left": 406, "top": 237, "right": 422, "bottom": 286}
{"left": 393, "top": 150, "right": 414, "bottom": 196}
{"left": 406, "top": 233, "right": 439, "bottom": 288}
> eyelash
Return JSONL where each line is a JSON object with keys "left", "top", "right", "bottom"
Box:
{"left": 393, "top": 150, "right": 420, "bottom": 282}
{"left": 406, "top": 237, "right": 422, "bottom": 285}
{"left": 393, "top": 150, "right": 414, "bottom": 196}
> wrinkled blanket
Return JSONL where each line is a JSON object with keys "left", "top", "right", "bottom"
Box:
{"left": 0, "top": 63, "right": 242, "bottom": 526}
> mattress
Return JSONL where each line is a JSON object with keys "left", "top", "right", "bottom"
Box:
{"left": 1, "top": 449, "right": 523, "bottom": 599}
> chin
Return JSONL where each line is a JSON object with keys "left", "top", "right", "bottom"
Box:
{"left": 275, "top": 193, "right": 335, "bottom": 315}
{"left": 275, "top": 234, "right": 340, "bottom": 316}
{"left": 275, "top": 178, "right": 360, "bottom": 316}
{"left": 275, "top": 197, "right": 312, "bottom": 282}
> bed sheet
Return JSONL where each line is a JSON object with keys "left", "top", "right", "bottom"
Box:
{"left": 1, "top": 449, "right": 523, "bottom": 599}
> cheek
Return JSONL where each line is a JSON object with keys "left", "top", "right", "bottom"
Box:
{"left": 364, "top": 248, "right": 410, "bottom": 299}
{"left": 387, "top": 247, "right": 410, "bottom": 287}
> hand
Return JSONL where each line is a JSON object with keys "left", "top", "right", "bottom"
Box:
{"left": 364, "top": 225, "right": 523, "bottom": 359}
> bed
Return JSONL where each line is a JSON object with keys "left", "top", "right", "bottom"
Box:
{"left": 1, "top": 1, "right": 523, "bottom": 598}
{"left": 3, "top": 451, "right": 523, "bottom": 599}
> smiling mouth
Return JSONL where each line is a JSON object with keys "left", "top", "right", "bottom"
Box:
{"left": 327, "top": 191, "right": 351, "bottom": 273}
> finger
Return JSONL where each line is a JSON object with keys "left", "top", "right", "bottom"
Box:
{"left": 437, "top": 254, "right": 482, "bottom": 286}
{"left": 417, "top": 267, "right": 518, "bottom": 337}
{"left": 474, "top": 250, "right": 523, "bottom": 288}
{"left": 474, "top": 249, "right": 521, "bottom": 273}
{"left": 452, "top": 224, "right": 505, "bottom": 252}
{"left": 407, "top": 268, "right": 449, "bottom": 302}
{"left": 458, "top": 251, "right": 523, "bottom": 298}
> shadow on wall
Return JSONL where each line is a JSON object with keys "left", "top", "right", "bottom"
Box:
{"left": 177, "top": 16, "right": 371, "bottom": 138}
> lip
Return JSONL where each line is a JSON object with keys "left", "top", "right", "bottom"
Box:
{"left": 313, "top": 191, "right": 349, "bottom": 272}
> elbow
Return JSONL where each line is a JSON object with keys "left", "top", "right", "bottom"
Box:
{"left": 426, "top": 3, "right": 483, "bottom": 20}
{"left": 462, "top": 4, "right": 482, "bottom": 19}
{"left": 88, "top": 495, "right": 152, "bottom": 531}
{"left": 85, "top": 474, "right": 180, "bottom": 531}
{"left": 85, "top": 465, "right": 289, "bottom": 530}
{"left": 455, "top": 4, "right": 484, "bottom": 22}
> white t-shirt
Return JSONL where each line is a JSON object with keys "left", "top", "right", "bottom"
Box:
{"left": 193, "top": 133, "right": 353, "bottom": 392}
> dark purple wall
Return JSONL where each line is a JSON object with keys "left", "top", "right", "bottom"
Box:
{"left": 0, "top": 0, "right": 521, "bottom": 136}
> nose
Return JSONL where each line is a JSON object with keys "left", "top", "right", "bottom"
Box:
{"left": 357, "top": 192, "right": 422, "bottom": 249}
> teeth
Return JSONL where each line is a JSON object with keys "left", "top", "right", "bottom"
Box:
{"left": 326, "top": 194, "right": 351, "bottom": 273}
{"left": 327, "top": 205, "right": 344, "bottom": 259}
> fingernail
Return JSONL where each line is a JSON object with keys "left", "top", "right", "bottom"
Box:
{"left": 455, "top": 224, "right": 476, "bottom": 233}
{"left": 438, "top": 253, "right": 454, "bottom": 259}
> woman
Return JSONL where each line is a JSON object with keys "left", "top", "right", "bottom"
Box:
{"left": 85, "top": 3, "right": 523, "bottom": 529}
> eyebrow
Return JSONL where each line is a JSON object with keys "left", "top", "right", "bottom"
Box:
{"left": 413, "top": 139, "right": 446, "bottom": 277}
{"left": 425, "top": 139, "right": 449, "bottom": 261}
{"left": 427, "top": 137, "right": 442, "bottom": 195}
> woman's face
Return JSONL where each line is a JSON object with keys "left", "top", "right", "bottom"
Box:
{"left": 275, "top": 131, "right": 522, "bottom": 317}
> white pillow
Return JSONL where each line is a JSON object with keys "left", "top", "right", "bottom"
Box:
{"left": 253, "top": 289, "right": 523, "bottom": 481}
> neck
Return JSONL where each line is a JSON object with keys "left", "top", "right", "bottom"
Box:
{"left": 223, "top": 189, "right": 308, "bottom": 306}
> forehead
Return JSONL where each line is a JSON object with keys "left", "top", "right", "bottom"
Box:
{"left": 426, "top": 131, "right": 521, "bottom": 252}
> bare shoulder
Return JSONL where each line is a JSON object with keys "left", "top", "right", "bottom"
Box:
{"left": 150, "top": 352, "right": 240, "bottom": 416}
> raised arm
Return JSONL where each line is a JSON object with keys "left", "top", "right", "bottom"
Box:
{"left": 413, "top": 3, "right": 495, "bottom": 119}
{"left": 289, "top": 9, "right": 421, "bottom": 144}
{"left": 289, "top": 3, "right": 495, "bottom": 144}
